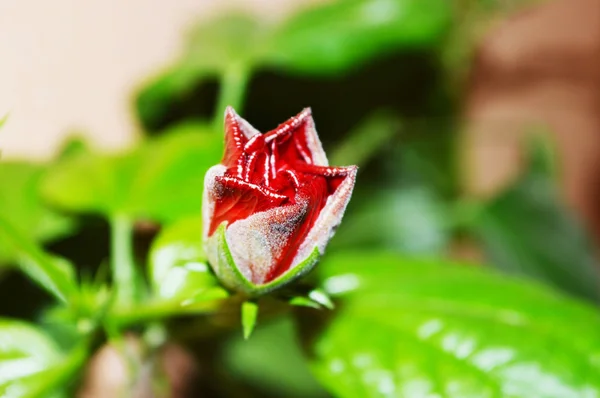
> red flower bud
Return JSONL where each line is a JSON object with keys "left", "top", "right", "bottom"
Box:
{"left": 203, "top": 107, "right": 357, "bottom": 295}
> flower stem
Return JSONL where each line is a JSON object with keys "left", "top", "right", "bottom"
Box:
{"left": 110, "top": 214, "right": 137, "bottom": 306}
{"left": 109, "top": 296, "right": 225, "bottom": 327}
{"left": 212, "top": 63, "right": 250, "bottom": 133}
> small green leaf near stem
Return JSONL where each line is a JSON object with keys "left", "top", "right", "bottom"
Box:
{"left": 0, "top": 216, "right": 77, "bottom": 303}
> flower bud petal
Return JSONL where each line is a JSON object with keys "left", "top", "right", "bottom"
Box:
{"left": 202, "top": 108, "right": 356, "bottom": 295}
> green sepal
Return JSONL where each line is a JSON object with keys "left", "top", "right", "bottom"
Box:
{"left": 289, "top": 288, "right": 334, "bottom": 310}
{"left": 207, "top": 223, "right": 320, "bottom": 296}
{"left": 241, "top": 300, "right": 259, "bottom": 340}
{"left": 307, "top": 288, "right": 334, "bottom": 310}
{"left": 289, "top": 296, "right": 322, "bottom": 309}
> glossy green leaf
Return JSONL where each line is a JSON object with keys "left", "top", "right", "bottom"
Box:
{"left": 475, "top": 137, "right": 600, "bottom": 302}
{"left": 0, "top": 217, "right": 77, "bottom": 303}
{"left": 222, "top": 316, "right": 328, "bottom": 398}
{"left": 41, "top": 124, "right": 222, "bottom": 222}
{"left": 149, "top": 216, "right": 220, "bottom": 302}
{"left": 270, "top": 0, "right": 451, "bottom": 74}
{"left": 0, "top": 162, "right": 74, "bottom": 264}
{"left": 300, "top": 251, "right": 600, "bottom": 397}
{"left": 0, "top": 319, "right": 62, "bottom": 396}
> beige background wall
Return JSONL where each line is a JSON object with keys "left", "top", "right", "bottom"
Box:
{"left": 0, "top": 0, "right": 312, "bottom": 160}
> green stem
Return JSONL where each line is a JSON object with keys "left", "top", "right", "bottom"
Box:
{"left": 329, "top": 112, "right": 400, "bottom": 166}
{"left": 109, "top": 298, "right": 223, "bottom": 327}
{"left": 212, "top": 63, "right": 250, "bottom": 132}
{"left": 110, "top": 215, "right": 137, "bottom": 306}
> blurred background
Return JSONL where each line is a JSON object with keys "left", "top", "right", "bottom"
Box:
{"left": 2, "top": 0, "right": 600, "bottom": 396}
{"left": 1, "top": 0, "right": 599, "bottom": 240}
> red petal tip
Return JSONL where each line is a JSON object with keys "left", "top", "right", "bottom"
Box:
{"left": 224, "top": 106, "right": 238, "bottom": 122}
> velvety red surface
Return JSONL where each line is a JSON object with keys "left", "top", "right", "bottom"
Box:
{"left": 208, "top": 109, "right": 351, "bottom": 282}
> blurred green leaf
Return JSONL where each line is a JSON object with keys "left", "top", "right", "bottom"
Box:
{"left": 301, "top": 251, "right": 600, "bottom": 397}
{"left": 185, "top": 14, "right": 269, "bottom": 73}
{"left": 106, "top": 216, "right": 227, "bottom": 325}
{"left": 149, "top": 216, "right": 220, "bottom": 302}
{"left": 0, "top": 217, "right": 77, "bottom": 303}
{"left": 136, "top": 13, "right": 263, "bottom": 128}
{"left": 0, "top": 162, "right": 74, "bottom": 264}
{"left": 136, "top": 0, "right": 451, "bottom": 127}
{"left": 0, "top": 319, "right": 63, "bottom": 397}
{"left": 136, "top": 65, "right": 214, "bottom": 130}
{"left": 331, "top": 187, "right": 449, "bottom": 255}
{"left": 329, "top": 112, "right": 399, "bottom": 167}
{"left": 41, "top": 124, "right": 221, "bottom": 222}
{"left": 475, "top": 136, "right": 600, "bottom": 302}
{"left": 222, "top": 316, "right": 328, "bottom": 398}
{"left": 130, "top": 126, "right": 222, "bottom": 221}
{"left": 270, "top": 0, "right": 451, "bottom": 74}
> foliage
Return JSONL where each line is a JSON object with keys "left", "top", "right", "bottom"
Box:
{"left": 473, "top": 137, "right": 600, "bottom": 303}
{"left": 1, "top": 0, "right": 599, "bottom": 397}
{"left": 303, "top": 252, "right": 600, "bottom": 397}
{"left": 0, "top": 162, "right": 73, "bottom": 265}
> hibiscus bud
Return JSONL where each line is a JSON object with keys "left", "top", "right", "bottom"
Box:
{"left": 202, "top": 107, "right": 357, "bottom": 295}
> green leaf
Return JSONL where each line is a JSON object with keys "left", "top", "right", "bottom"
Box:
{"left": 0, "top": 319, "right": 62, "bottom": 396}
{"left": 475, "top": 137, "right": 600, "bottom": 302}
{"left": 0, "top": 217, "right": 77, "bottom": 303}
{"left": 0, "top": 162, "right": 74, "bottom": 264}
{"left": 269, "top": 0, "right": 452, "bottom": 74}
{"left": 129, "top": 126, "right": 222, "bottom": 221}
{"left": 136, "top": 14, "right": 265, "bottom": 128}
{"left": 136, "top": 0, "right": 451, "bottom": 126}
{"left": 222, "top": 316, "right": 328, "bottom": 398}
{"left": 184, "top": 14, "right": 269, "bottom": 74}
{"left": 300, "top": 251, "right": 600, "bottom": 397}
{"left": 329, "top": 112, "right": 400, "bottom": 167}
{"left": 106, "top": 216, "right": 227, "bottom": 326}
{"left": 149, "top": 216, "right": 220, "bottom": 302}
{"left": 41, "top": 124, "right": 222, "bottom": 222}
{"left": 136, "top": 65, "right": 215, "bottom": 131}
